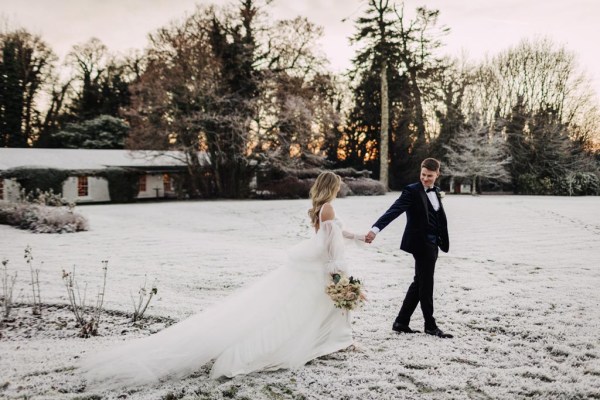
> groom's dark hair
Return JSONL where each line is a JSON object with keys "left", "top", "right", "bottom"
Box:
{"left": 421, "top": 158, "right": 441, "bottom": 172}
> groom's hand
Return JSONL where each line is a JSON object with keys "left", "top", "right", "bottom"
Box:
{"left": 365, "top": 231, "right": 376, "bottom": 243}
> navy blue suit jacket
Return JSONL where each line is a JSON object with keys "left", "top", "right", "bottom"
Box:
{"left": 373, "top": 182, "right": 449, "bottom": 254}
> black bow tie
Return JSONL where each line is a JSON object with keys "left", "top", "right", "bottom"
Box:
{"left": 426, "top": 188, "right": 436, "bottom": 193}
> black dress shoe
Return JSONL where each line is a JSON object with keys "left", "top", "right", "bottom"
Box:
{"left": 392, "top": 322, "right": 420, "bottom": 334}
{"left": 424, "top": 327, "right": 453, "bottom": 338}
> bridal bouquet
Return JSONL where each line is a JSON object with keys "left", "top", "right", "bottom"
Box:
{"left": 326, "top": 273, "right": 366, "bottom": 311}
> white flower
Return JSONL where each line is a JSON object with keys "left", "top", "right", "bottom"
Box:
{"left": 439, "top": 191, "right": 446, "bottom": 198}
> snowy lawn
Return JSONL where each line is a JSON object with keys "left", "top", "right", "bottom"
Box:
{"left": 1, "top": 193, "right": 599, "bottom": 400}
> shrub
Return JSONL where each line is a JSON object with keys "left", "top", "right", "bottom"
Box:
{"left": 256, "top": 165, "right": 378, "bottom": 198}
{"left": 255, "top": 167, "right": 386, "bottom": 199}
{"left": 288, "top": 167, "right": 323, "bottom": 180}
{"left": 1, "top": 259, "right": 18, "bottom": 320}
{"left": 131, "top": 276, "right": 158, "bottom": 323}
{"left": 515, "top": 173, "right": 554, "bottom": 195}
{"left": 0, "top": 202, "right": 89, "bottom": 233}
{"left": 256, "top": 176, "right": 314, "bottom": 199}
{"left": 258, "top": 166, "right": 372, "bottom": 185}
{"left": 517, "top": 171, "right": 600, "bottom": 196}
{"left": 24, "top": 246, "right": 42, "bottom": 315}
{"left": 97, "top": 167, "right": 141, "bottom": 203}
{"left": 338, "top": 181, "right": 351, "bottom": 198}
{"left": 344, "top": 178, "right": 386, "bottom": 196}
{"left": 23, "top": 188, "right": 73, "bottom": 207}
{"left": 555, "top": 172, "right": 600, "bottom": 196}
{"left": 1, "top": 168, "right": 69, "bottom": 196}
{"left": 62, "top": 261, "right": 108, "bottom": 338}
{"left": 333, "top": 168, "right": 372, "bottom": 179}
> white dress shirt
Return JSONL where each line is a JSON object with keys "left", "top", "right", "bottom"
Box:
{"left": 426, "top": 186, "right": 440, "bottom": 211}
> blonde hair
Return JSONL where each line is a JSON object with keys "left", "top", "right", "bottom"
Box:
{"left": 308, "top": 171, "right": 342, "bottom": 230}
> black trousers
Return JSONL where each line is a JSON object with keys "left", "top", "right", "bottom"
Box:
{"left": 396, "top": 242, "right": 438, "bottom": 330}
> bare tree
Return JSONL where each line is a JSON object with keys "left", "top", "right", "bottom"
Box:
{"left": 444, "top": 123, "right": 511, "bottom": 194}
{"left": 125, "top": 9, "right": 223, "bottom": 197}
{"left": 251, "top": 16, "right": 337, "bottom": 168}
{"left": 65, "top": 38, "right": 108, "bottom": 119}
{"left": 463, "top": 38, "right": 598, "bottom": 130}
{"left": 394, "top": 6, "right": 448, "bottom": 145}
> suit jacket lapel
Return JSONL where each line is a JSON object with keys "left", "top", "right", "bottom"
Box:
{"left": 419, "top": 188, "right": 429, "bottom": 223}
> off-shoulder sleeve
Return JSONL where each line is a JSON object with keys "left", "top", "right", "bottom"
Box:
{"left": 319, "top": 220, "right": 348, "bottom": 274}
{"left": 342, "top": 230, "right": 366, "bottom": 244}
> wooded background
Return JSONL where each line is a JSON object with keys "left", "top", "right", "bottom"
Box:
{"left": 1, "top": 0, "right": 598, "bottom": 197}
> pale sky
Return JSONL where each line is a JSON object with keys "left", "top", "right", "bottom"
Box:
{"left": 2, "top": 0, "right": 600, "bottom": 100}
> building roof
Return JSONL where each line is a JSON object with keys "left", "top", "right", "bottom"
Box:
{"left": 0, "top": 148, "right": 209, "bottom": 170}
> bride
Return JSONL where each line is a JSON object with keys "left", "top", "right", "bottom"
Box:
{"left": 81, "top": 171, "right": 365, "bottom": 389}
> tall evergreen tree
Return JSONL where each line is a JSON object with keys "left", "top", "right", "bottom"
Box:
{"left": 206, "top": 0, "right": 261, "bottom": 197}
{"left": 391, "top": 6, "right": 449, "bottom": 187}
{"left": 348, "top": 2, "right": 449, "bottom": 188}
{"left": 431, "top": 58, "right": 470, "bottom": 162}
{"left": 0, "top": 29, "right": 55, "bottom": 147}
{"left": 350, "top": 0, "right": 400, "bottom": 188}
{"left": 50, "top": 115, "right": 128, "bottom": 149}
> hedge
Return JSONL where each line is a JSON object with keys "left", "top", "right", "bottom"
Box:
{"left": 96, "top": 167, "right": 142, "bottom": 203}
{"left": 1, "top": 167, "right": 69, "bottom": 196}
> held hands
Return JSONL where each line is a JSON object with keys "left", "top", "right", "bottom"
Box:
{"left": 365, "top": 231, "right": 376, "bottom": 244}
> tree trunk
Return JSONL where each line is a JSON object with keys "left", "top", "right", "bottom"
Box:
{"left": 380, "top": 61, "right": 389, "bottom": 189}
{"left": 471, "top": 175, "right": 477, "bottom": 195}
{"left": 184, "top": 148, "right": 201, "bottom": 198}
{"left": 409, "top": 68, "right": 426, "bottom": 143}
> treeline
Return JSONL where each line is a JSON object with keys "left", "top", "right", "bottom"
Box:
{"left": 1, "top": 0, "right": 598, "bottom": 196}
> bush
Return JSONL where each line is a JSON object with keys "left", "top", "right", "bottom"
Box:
{"left": 22, "top": 188, "right": 73, "bottom": 207}
{"left": 0, "top": 202, "right": 89, "bottom": 233}
{"left": 255, "top": 166, "right": 384, "bottom": 199}
{"left": 1, "top": 168, "right": 69, "bottom": 196}
{"left": 256, "top": 165, "right": 376, "bottom": 198}
{"left": 97, "top": 167, "right": 141, "bottom": 203}
{"left": 555, "top": 172, "right": 600, "bottom": 196}
{"left": 344, "top": 178, "right": 386, "bottom": 196}
{"left": 517, "top": 171, "right": 600, "bottom": 196}
{"left": 333, "top": 168, "right": 372, "bottom": 179}
{"left": 0, "top": 190, "right": 88, "bottom": 233}
{"left": 515, "top": 173, "right": 554, "bottom": 195}
{"left": 288, "top": 167, "right": 323, "bottom": 180}
{"left": 258, "top": 166, "right": 372, "bottom": 185}
{"left": 338, "top": 181, "right": 351, "bottom": 197}
{"left": 256, "top": 176, "right": 314, "bottom": 199}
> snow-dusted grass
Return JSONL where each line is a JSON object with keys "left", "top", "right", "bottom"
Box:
{"left": 1, "top": 194, "right": 599, "bottom": 400}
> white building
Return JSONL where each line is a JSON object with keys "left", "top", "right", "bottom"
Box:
{"left": 0, "top": 148, "right": 209, "bottom": 203}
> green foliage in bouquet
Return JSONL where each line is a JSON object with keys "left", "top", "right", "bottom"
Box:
{"left": 326, "top": 273, "right": 365, "bottom": 311}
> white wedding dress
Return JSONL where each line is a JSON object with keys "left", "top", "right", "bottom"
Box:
{"left": 81, "top": 206, "right": 359, "bottom": 389}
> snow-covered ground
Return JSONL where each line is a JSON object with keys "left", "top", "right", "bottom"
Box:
{"left": 1, "top": 193, "right": 599, "bottom": 400}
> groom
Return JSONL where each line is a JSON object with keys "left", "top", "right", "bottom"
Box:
{"left": 365, "top": 158, "right": 453, "bottom": 339}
